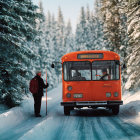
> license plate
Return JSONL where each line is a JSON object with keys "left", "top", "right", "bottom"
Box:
{"left": 74, "top": 94, "right": 83, "bottom": 98}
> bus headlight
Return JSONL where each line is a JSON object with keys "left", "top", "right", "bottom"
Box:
{"left": 106, "top": 92, "right": 111, "bottom": 97}
{"left": 114, "top": 92, "right": 118, "bottom": 97}
{"left": 67, "top": 86, "right": 72, "bottom": 91}
{"left": 66, "top": 93, "right": 71, "bottom": 98}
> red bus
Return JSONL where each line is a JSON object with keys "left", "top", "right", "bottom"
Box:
{"left": 60, "top": 50, "right": 123, "bottom": 115}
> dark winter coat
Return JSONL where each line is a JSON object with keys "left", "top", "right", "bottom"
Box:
{"left": 35, "top": 75, "right": 48, "bottom": 96}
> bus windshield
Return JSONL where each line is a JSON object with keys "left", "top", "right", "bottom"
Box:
{"left": 63, "top": 61, "right": 119, "bottom": 81}
{"left": 92, "top": 61, "right": 119, "bottom": 80}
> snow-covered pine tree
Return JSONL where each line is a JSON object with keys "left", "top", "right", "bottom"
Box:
{"left": 75, "top": 3, "right": 105, "bottom": 51}
{"left": 34, "top": 0, "right": 49, "bottom": 82}
{"left": 56, "top": 7, "right": 66, "bottom": 56}
{"left": 124, "top": 0, "right": 140, "bottom": 91}
{"left": 45, "top": 12, "right": 59, "bottom": 89}
{"left": 46, "top": 8, "right": 75, "bottom": 84}
{"left": 86, "top": 5, "right": 90, "bottom": 21}
{"left": 64, "top": 20, "right": 75, "bottom": 53}
{"left": 84, "top": 5, "right": 93, "bottom": 50}
{"left": 93, "top": 0, "right": 108, "bottom": 50}
{"left": 0, "top": 0, "right": 40, "bottom": 107}
{"left": 100, "top": 0, "right": 122, "bottom": 53}
{"left": 75, "top": 7, "right": 88, "bottom": 51}
{"left": 86, "top": 0, "right": 105, "bottom": 50}
{"left": 52, "top": 7, "right": 66, "bottom": 82}
{"left": 99, "top": 0, "right": 131, "bottom": 90}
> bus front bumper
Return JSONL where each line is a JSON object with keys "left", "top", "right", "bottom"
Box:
{"left": 61, "top": 101, "right": 123, "bottom": 107}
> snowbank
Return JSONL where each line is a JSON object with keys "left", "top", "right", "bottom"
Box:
{"left": 0, "top": 97, "right": 33, "bottom": 133}
{"left": 0, "top": 107, "right": 28, "bottom": 133}
{"left": 121, "top": 90, "right": 140, "bottom": 125}
{"left": 0, "top": 104, "right": 8, "bottom": 114}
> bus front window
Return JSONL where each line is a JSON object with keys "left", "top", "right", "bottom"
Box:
{"left": 63, "top": 61, "right": 91, "bottom": 81}
{"left": 92, "top": 61, "right": 120, "bottom": 80}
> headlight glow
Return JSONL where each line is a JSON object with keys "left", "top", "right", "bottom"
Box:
{"left": 106, "top": 92, "right": 111, "bottom": 97}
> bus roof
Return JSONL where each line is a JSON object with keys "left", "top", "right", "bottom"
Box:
{"left": 61, "top": 50, "right": 120, "bottom": 62}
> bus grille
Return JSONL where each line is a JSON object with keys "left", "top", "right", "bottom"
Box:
{"left": 76, "top": 101, "right": 107, "bottom": 106}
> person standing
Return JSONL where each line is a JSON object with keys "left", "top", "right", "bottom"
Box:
{"left": 30, "top": 71, "right": 49, "bottom": 117}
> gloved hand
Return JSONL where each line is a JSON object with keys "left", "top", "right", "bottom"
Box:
{"left": 47, "top": 83, "right": 49, "bottom": 88}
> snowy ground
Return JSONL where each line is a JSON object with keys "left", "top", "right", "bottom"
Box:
{"left": 0, "top": 84, "right": 140, "bottom": 140}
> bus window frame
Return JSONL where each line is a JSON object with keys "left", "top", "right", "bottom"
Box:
{"left": 92, "top": 60, "right": 120, "bottom": 81}
{"left": 63, "top": 60, "right": 120, "bottom": 82}
{"left": 63, "top": 61, "right": 92, "bottom": 81}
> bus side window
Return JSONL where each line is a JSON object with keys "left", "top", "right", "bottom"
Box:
{"left": 64, "top": 63, "right": 68, "bottom": 80}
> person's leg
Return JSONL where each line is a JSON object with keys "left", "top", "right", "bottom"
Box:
{"left": 34, "top": 96, "right": 42, "bottom": 116}
{"left": 38, "top": 96, "right": 42, "bottom": 115}
{"left": 33, "top": 95, "right": 38, "bottom": 116}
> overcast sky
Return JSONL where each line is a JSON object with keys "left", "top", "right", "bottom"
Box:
{"left": 32, "top": 0, "right": 94, "bottom": 32}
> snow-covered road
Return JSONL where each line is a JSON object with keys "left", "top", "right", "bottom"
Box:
{"left": 0, "top": 84, "right": 140, "bottom": 140}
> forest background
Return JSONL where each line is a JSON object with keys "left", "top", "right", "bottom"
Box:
{"left": 0, "top": 0, "right": 139, "bottom": 107}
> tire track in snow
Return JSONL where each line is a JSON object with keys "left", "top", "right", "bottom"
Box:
{"left": 90, "top": 117, "right": 102, "bottom": 140}
{"left": 76, "top": 116, "right": 86, "bottom": 140}
{"left": 99, "top": 116, "right": 130, "bottom": 140}
{"left": 51, "top": 110, "right": 86, "bottom": 140}
{"left": 52, "top": 116, "right": 69, "bottom": 140}
{"left": 96, "top": 117, "right": 112, "bottom": 139}
{"left": 108, "top": 116, "right": 140, "bottom": 139}
{"left": 116, "top": 116, "right": 140, "bottom": 138}
{"left": 52, "top": 109, "right": 97, "bottom": 140}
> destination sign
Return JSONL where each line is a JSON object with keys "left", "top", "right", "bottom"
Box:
{"left": 77, "top": 53, "right": 103, "bottom": 59}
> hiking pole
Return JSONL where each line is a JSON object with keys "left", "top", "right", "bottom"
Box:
{"left": 46, "top": 70, "right": 47, "bottom": 115}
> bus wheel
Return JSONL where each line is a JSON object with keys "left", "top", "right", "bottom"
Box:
{"left": 112, "top": 106, "right": 119, "bottom": 115}
{"left": 64, "top": 106, "right": 70, "bottom": 115}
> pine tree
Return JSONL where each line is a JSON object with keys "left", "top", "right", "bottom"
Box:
{"left": 124, "top": 0, "right": 140, "bottom": 91}
{"left": 0, "top": 0, "right": 40, "bottom": 107}
{"left": 75, "top": 3, "right": 105, "bottom": 51}
{"left": 75, "top": 7, "right": 88, "bottom": 51}
{"left": 35, "top": 0, "right": 48, "bottom": 78}
{"left": 56, "top": 7, "right": 65, "bottom": 56}
{"left": 46, "top": 8, "right": 74, "bottom": 84}
{"left": 52, "top": 7, "right": 65, "bottom": 82}
{"left": 86, "top": 5, "right": 90, "bottom": 21}
{"left": 45, "top": 12, "right": 59, "bottom": 88}
{"left": 87, "top": 0, "right": 106, "bottom": 51}
{"left": 64, "top": 20, "right": 75, "bottom": 53}
{"left": 100, "top": 0, "right": 122, "bottom": 53}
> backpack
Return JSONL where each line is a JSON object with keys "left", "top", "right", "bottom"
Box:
{"left": 29, "top": 77, "right": 39, "bottom": 94}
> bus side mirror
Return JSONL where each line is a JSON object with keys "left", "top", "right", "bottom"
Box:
{"left": 121, "top": 63, "right": 127, "bottom": 70}
{"left": 115, "top": 60, "right": 120, "bottom": 65}
{"left": 123, "top": 64, "right": 127, "bottom": 69}
{"left": 51, "top": 63, "right": 55, "bottom": 68}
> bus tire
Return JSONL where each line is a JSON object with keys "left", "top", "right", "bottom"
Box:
{"left": 112, "top": 105, "right": 119, "bottom": 115}
{"left": 64, "top": 106, "right": 70, "bottom": 115}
